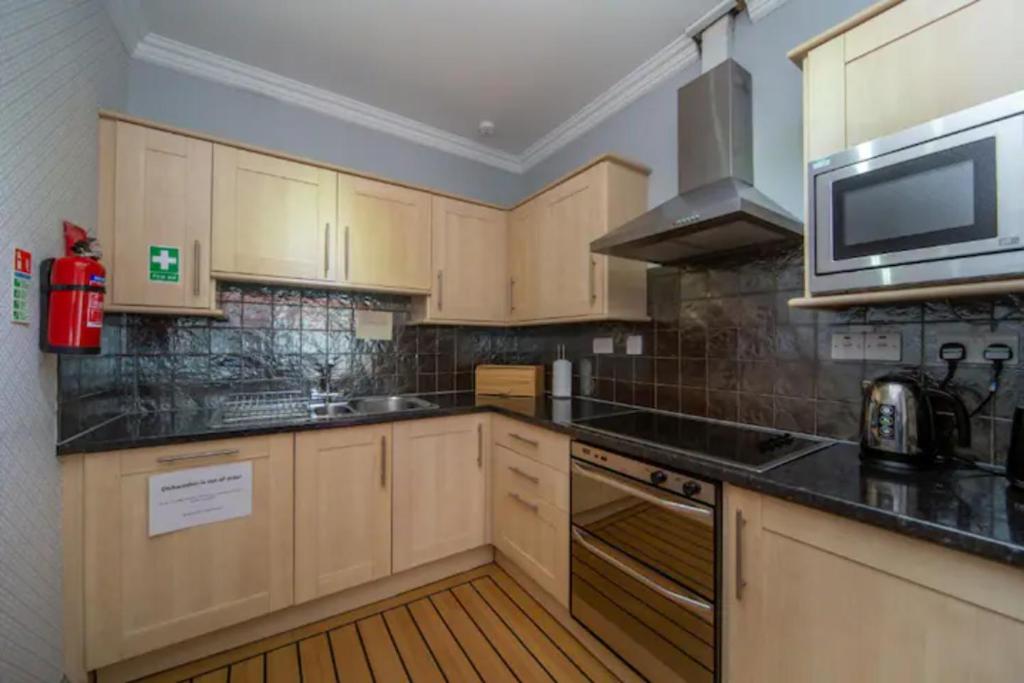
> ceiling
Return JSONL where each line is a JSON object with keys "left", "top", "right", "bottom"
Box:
{"left": 109, "top": 0, "right": 781, "bottom": 171}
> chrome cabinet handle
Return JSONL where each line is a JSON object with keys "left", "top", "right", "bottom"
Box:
{"left": 509, "top": 492, "right": 538, "bottom": 513}
{"left": 571, "top": 461, "right": 713, "bottom": 525}
{"left": 573, "top": 527, "right": 713, "bottom": 615}
{"left": 509, "top": 277, "right": 515, "bottom": 312}
{"left": 477, "top": 423, "right": 483, "bottom": 469}
{"left": 323, "top": 223, "right": 331, "bottom": 277}
{"left": 344, "top": 225, "right": 350, "bottom": 280}
{"left": 735, "top": 509, "right": 747, "bottom": 601}
{"left": 192, "top": 240, "right": 201, "bottom": 296}
{"left": 157, "top": 448, "right": 239, "bottom": 465}
{"left": 509, "top": 466, "right": 539, "bottom": 484}
{"left": 380, "top": 435, "right": 387, "bottom": 489}
{"left": 588, "top": 256, "right": 596, "bottom": 304}
{"left": 437, "top": 270, "right": 444, "bottom": 310}
{"left": 509, "top": 433, "right": 538, "bottom": 448}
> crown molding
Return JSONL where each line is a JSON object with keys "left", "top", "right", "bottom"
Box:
{"left": 132, "top": 34, "right": 524, "bottom": 172}
{"left": 745, "top": 0, "right": 793, "bottom": 22}
{"left": 518, "top": 33, "right": 699, "bottom": 170}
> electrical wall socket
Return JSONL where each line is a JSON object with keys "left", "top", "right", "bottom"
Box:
{"left": 864, "top": 332, "right": 902, "bottom": 361}
{"left": 831, "top": 332, "right": 864, "bottom": 361}
{"left": 933, "top": 334, "right": 1019, "bottom": 365}
{"left": 626, "top": 335, "right": 643, "bottom": 355}
{"left": 592, "top": 337, "right": 614, "bottom": 355}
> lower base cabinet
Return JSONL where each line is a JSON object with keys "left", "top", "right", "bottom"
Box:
{"left": 492, "top": 442, "right": 569, "bottom": 606}
{"left": 294, "top": 425, "right": 392, "bottom": 604}
{"left": 392, "top": 415, "right": 489, "bottom": 573}
{"left": 82, "top": 435, "right": 294, "bottom": 670}
{"left": 724, "top": 484, "right": 1024, "bottom": 682}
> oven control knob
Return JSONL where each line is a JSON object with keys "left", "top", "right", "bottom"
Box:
{"left": 649, "top": 470, "right": 668, "bottom": 486}
{"left": 682, "top": 480, "right": 702, "bottom": 497}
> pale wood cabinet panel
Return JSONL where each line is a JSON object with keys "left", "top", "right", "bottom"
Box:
{"left": 83, "top": 435, "right": 294, "bottom": 669}
{"left": 392, "top": 415, "right": 488, "bottom": 573}
{"left": 425, "top": 197, "right": 508, "bottom": 323}
{"left": 294, "top": 425, "right": 392, "bottom": 604}
{"left": 723, "top": 484, "right": 1024, "bottom": 682}
{"left": 337, "top": 174, "right": 432, "bottom": 292}
{"left": 492, "top": 444, "right": 569, "bottom": 606}
{"left": 508, "top": 198, "right": 541, "bottom": 322}
{"left": 104, "top": 121, "right": 213, "bottom": 311}
{"left": 212, "top": 146, "right": 337, "bottom": 282}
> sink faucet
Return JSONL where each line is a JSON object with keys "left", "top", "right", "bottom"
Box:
{"left": 312, "top": 360, "right": 336, "bottom": 400}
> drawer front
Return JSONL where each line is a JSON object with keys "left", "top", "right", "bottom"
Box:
{"left": 116, "top": 435, "right": 274, "bottom": 476}
{"left": 494, "top": 443, "right": 568, "bottom": 511}
{"left": 493, "top": 474, "right": 569, "bottom": 606}
{"left": 493, "top": 415, "right": 569, "bottom": 473}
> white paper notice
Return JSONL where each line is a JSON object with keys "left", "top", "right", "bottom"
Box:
{"left": 148, "top": 462, "right": 253, "bottom": 537}
{"left": 355, "top": 309, "right": 393, "bottom": 340}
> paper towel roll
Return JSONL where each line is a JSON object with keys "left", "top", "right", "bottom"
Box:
{"left": 552, "top": 358, "right": 572, "bottom": 398}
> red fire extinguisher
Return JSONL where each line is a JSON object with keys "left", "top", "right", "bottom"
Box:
{"left": 39, "top": 222, "right": 106, "bottom": 354}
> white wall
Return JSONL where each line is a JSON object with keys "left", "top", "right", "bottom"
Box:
{"left": 125, "top": 61, "right": 526, "bottom": 206}
{"left": 0, "top": 2, "right": 127, "bottom": 681}
{"left": 521, "top": 0, "right": 879, "bottom": 217}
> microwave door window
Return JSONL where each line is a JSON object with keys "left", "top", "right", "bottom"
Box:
{"left": 833, "top": 137, "right": 997, "bottom": 261}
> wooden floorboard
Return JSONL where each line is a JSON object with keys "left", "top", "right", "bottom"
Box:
{"left": 134, "top": 564, "right": 629, "bottom": 683}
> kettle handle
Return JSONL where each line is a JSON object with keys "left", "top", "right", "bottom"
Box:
{"left": 927, "top": 388, "right": 972, "bottom": 449}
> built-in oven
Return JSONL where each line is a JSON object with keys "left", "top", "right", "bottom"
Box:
{"left": 570, "top": 441, "right": 719, "bottom": 682}
{"left": 809, "top": 90, "right": 1024, "bottom": 295}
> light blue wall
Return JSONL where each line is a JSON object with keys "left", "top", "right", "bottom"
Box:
{"left": 0, "top": 2, "right": 127, "bottom": 680}
{"left": 520, "top": 0, "right": 878, "bottom": 218}
{"left": 125, "top": 61, "right": 525, "bottom": 206}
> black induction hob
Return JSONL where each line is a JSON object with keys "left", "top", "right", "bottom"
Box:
{"left": 571, "top": 408, "right": 831, "bottom": 473}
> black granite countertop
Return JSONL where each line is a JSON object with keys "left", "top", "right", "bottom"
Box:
{"left": 58, "top": 392, "right": 1024, "bottom": 569}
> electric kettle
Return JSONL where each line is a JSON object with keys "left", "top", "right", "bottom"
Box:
{"left": 861, "top": 374, "right": 971, "bottom": 468}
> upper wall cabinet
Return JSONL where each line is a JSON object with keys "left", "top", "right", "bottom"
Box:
{"left": 336, "top": 174, "right": 432, "bottom": 293}
{"left": 98, "top": 120, "right": 216, "bottom": 314}
{"left": 530, "top": 160, "right": 649, "bottom": 323}
{"left": 413, "top": 197, "right": 508, "bottom": 324}
{"left": 508, "top": 197, "right": 541, "bottom": 322}
{"left": 212, "top": 145, "right": 337, "bottom": 283}
{"left": 796, "top": 0, "right": 1024, "bottom": 162}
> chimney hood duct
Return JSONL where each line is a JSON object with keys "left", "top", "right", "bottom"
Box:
{"left": 590, "top": 59, "right": 802, "bottom": 264}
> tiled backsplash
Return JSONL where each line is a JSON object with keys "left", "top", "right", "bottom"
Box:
{"left": 61, "top": 245, "right": 1024, "bottom": 462}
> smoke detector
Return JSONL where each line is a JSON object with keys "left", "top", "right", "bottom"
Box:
{"left": 478, "top": 120, "right": 496, "bottom": 137}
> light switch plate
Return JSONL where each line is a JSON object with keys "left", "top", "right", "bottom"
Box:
{"left": 864, "top": 332, "right": 901, "bottom": 361}
{"left": 831, "top": 332, "right": 865, "bottom": 361}
{"left": 626, "top": 335, "right": 643, "bottom": 355}
{"left": 593, "top": 337, "right": 614, "bottom": 354}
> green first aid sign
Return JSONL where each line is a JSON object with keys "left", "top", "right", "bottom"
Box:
{"left": 149, "top": 245, "right": 180, "bottom": 283}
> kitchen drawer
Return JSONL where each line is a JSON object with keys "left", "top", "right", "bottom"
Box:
{"left": 493, "top": 469, "right": 569, "bottom": 606}
{"left": 494, "top": 443, "right": 568, "bottom": 512}
{"left": 116, "top": 435, "right": 273, "bottom": 476}
{"left": 492, "top": 415, "right": 569, "bottom": 473}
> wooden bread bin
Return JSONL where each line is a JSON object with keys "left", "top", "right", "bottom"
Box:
{"left": 475, "top": 364, "right": 545, "bottom": 397}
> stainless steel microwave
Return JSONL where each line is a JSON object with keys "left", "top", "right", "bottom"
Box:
{"left": 808, "top": 91, "right": 1024, "bottom": 295}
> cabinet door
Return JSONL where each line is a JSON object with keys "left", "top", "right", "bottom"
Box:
{"left": 430, "top": 197, "right": 508, "bottom": 322}
{"left": 392, "top": 415, "right": 487, "bottom": 572}
{"left": 294, "top": 425, "right": 391, "bottom": 604}
{"left": 212, "top": 146, "right": 336, "bottom": 281}
{"left": 508, "top": 198, "right": 540, "bottom": 321}
{"left": 110, "top": 122, "right": 213, "bottom": 309}
{"left": 337, "top": 174, "right": 432, "bottom": 292}
{"left": 83, "top": 436, "right": 293, "bottom": 669}
{"left": 492, "top": 444, "right": 569, "bottom": 605}
{"left": 535, "top": 165, "right": 606, "bottom": 319}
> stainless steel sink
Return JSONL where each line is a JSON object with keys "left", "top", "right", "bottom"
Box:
{"left": 309, "top": 402, "right": 355, "bottom": 419}
{"left": 348, "top": 396, "right": 438, "bottom": 414}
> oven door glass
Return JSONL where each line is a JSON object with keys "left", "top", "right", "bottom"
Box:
{"left": 571, "top": 460, "right": 715, "bottom": 682}
{"left": 815, "top": 114, "right": 1024, "bottom": 277}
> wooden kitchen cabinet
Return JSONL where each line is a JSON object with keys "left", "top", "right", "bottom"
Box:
{"left": 413, "top": 196, "right": 508, "bottom": 324}
{"left": 294, "top": 425, "right": 392, "bottom": 604}
{"left": 507, "top": 197, "right": 542, "bottom": 321}
{"left": 528, "top": 159, "right": 649, "bottom": 323}
{"left": 392, "top": 415, "right": 489, "bottom": 572}
{"left": 81, "top": 435, "right": 294, "bottom": 669}
{"left": 794, "top": 0, "right": 1024, "bottom": 162}
{"left": 98, "top": 120, "right": 216, "bottom": 314}
{"left": 212, "top": 145, "right": 337, "bottom": 282}
{"left": 336, "top": 173, "right": 432, "bottom": 293}
{"left": 723, "top": 484, "right": 1024, "bottom": 682}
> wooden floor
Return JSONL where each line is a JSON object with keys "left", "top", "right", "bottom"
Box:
{"left": 135, "top": 564, "right": 623, "bottom": 683}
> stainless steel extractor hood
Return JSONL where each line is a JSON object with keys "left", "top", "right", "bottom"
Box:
{"left": 591, "top": 59, "right": 802, "bottom": 264}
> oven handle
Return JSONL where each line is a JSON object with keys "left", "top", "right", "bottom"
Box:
{"left": 571, "top": 461, "right": 713, "bottom": 526}
{"left": 572, "top": 527, "right": 713, "bottom": 616}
